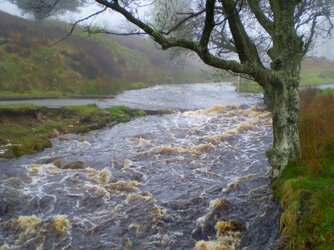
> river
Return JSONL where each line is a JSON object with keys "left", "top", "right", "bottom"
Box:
{"left": 0, "top": 83, "right": 280, "bottom": 249}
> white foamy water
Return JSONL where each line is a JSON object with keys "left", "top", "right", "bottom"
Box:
{"left": 0, "top": 83, "right": 280, "bottom": 250}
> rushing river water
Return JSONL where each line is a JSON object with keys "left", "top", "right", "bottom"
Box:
{"left": 0, "top": 83, "right": 280, "bottom": 249}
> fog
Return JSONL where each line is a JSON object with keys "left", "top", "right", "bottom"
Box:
{"left": 316, "top": 39, "right": 334, "bottom": 61}
{"left": 0, "top": 1, "right": 126, "bottom": 30}
{"left": 0, "top": 0, "right": 333, "bottom": 61}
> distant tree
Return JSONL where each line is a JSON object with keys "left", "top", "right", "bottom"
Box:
{"left": 9, "top": 0, "right": 87, "bottom": 20}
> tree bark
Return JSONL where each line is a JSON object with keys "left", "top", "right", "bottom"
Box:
{"left": 267, "top": 77, "right": 301, "bottom": 178}
{"left": 263, "top": 84, "right": 274, "bottom": 111}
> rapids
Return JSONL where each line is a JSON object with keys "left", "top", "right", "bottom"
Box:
{"left": 0, "top": 83, "right": 280, "bottom": 249}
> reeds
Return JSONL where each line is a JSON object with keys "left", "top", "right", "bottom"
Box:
{"left": 299, "top": 88, "right": 334, "bottom": 173}
{"left": 273, "top": 88, "right": 334, "bottom": 249}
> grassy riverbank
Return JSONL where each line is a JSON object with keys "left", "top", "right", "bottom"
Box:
{"left": 235, "top": 57, "right": 334, "bottom": 93}
{"left": 0, "top": 104, "right": 145, "bottom": 158}
{"left": 273, "top": 89, "right": 334, "bottom": 249}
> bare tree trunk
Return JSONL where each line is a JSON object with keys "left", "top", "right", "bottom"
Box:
{"left": 267, "top": 78, "right": 301, "bottom": 178}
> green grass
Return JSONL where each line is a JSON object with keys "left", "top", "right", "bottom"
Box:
{"left": 235, "top": 57, "right": 334, "bottom": 94}
{"left": 300, "top": 57, "right": 334, "bottom": 86}
{"left": 273, "top": 163, "right": 334, "bottom": 250}
{"left": 0, "top": 117, "right": 55, "bottom": 158}
{"left": 0, "top": 13, "right": 212, "bottom": 99}
{"left": 318, "top": 88, "right": 334, "bottom": 96}
{"left": 273, "top": 90, "right": 334, "bottom": 250}
{"left": 105, "top": 106, "right": 146, "bottom": 123}
{"left": 234, "top": 79, "right": 263, "bottom": 93}
{"left": 0, "top": 90, "right": 64, "bottom": 98}
{"left": 62, "top": 103, "right": 100, "bottom": 115}
{"left": 236, "top": 75, "right": 334, "bottom": 94}
{"left": 126, "top": 81, "right": 151, "bottom": 90}
{"left": 300, "top": 70, "right": 334, "bottom": 86}
{"left": 0, "top": 42, "right": 99, "bottom": 96}
{"left": 0, "top": 104, "right": 146, "bottom": 158}
{"left": 0, "top": 103, "right": 40, "bottom": 110}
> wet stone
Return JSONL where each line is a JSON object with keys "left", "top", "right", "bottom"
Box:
{"left": 0, "top": 139, "right": 8, "bottom": 148}
{"left": 0, "top": 172, "right": 9, "bottom": 180}
{"left": 39, "top": 196, "right": 55, "bottom": 213}
{"left": 0, "top": 198, "right": 9, "bottom": 216}
{"left": 192, "top": 199, "right": 233, "bottom": 240}
{"left": 86, "top": 123, "right": 100, "bottom": 130}
{"left": 128, "top": 172, "right": 144, "bottom": 182}
{"left": 240, "top": 104, "right": 250, "bottom": 109}
{"left": 0, "top": 189, "right": 38, "bottom": 220}
{"left": 62, "top": 161, "right": 86, "bottom": 170}
{"left": 39, "top": 156, "right": 62, "bottom": 168}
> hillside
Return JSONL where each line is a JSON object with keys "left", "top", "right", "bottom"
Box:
{"left": 0, "top": 11, "right": 212, "bottom": 97}
{"left": 301, "top": 57, "right": 334, "bottom": 85}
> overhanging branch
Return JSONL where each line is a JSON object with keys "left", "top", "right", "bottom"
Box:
{"left": 248, "top": 0, "right": 273, "bottom": 35}
{"left": 49, "top": 6, "right": 108, "bottom": 46}
{"left": 222, "top": 0, "right": 263, "bottom": 66}
{"left": 160, "top": 10, "right": 206, "bottom": 35}
{"left": 94, "top": 0, "right": 266, "bottom": 77}
{"left": 85, "top": 26, "right": 146, "bottom": 36}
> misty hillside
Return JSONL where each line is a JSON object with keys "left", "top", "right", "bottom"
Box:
{"left": 0, "top": 11, "right": 211, "bottom": 97}
{"left": 301, "top": 57, "right": 334, "bottom": 85}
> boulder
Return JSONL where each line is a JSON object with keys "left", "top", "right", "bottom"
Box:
{"left": 39, "top": 156, "right": 62, "bottom": 168}
{"left": 62, "top": 161, "right": 86, "bottom": 170}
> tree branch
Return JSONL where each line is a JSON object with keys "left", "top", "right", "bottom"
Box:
{"left": 248, "top": 0, "right": 274, "bottom": 35}
{"left": 85, "top": 26, "right": 146, "bottom": 36}
{"left": 222, "top": 0, "right": 263, "bottom": 66}
{"left": 49, "top": 6, "right": 108, "bottom": 46}
{"left": 160, "top": 9, "right": 206, "bottom": 35}
{"left": 200, "top": 0, "right": 216, "bottom": 52}
{"left": 302, "top": 17, "right": 317, "bottom": 55}
{"left": 95, "top": 0, "right": 267, "bottom": 78}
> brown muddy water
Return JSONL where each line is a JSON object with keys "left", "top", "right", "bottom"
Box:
{"left": 0, "top": 83, "right": 280, "bottom": 249}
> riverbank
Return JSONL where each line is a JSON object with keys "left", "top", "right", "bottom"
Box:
{"left": 0, "top": 104, "right": 146, "bottom": 158}
{"left": 0, "top": 95, "right": 114, "bottom": 101}
{"left": 234, "top": 80, "right": 334, "bottom": 94}
{"left": 0, "top": 91, "right": 278, "bottom": 249}
{"left": 273, "top": 89, "right": 334, "bottom": 249}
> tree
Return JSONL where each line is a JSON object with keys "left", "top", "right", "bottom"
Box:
{"left": 72, "top": 0, "right": 334, "bottom": 177}
{"left": 9, "top": 0, "right": 87, "bottom": 20}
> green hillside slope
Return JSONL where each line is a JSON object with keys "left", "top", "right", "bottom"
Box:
{"left": 236, "top": 56, "right": 334, "bottom": 93}
{"left": 301, "top": 57, "right": 334, "bottom": 85}
{"left": 0, "top": 11, "right": 211, "bottom": 97}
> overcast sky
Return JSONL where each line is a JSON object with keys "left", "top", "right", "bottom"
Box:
{"left": 0, "top": 0, "right": 333, "bottom": 60}
{"left": 0, "top": 0, "right": 129, "bottom": 30}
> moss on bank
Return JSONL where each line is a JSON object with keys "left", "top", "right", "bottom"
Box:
{"left": 273, "top": 90, "right": 334, "bottom": 250}
{"left": 273, "top": 163, "right": 334, "bottom": 249}
{"left": 0, "top": 104, "right": 146, "bottom": 158}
